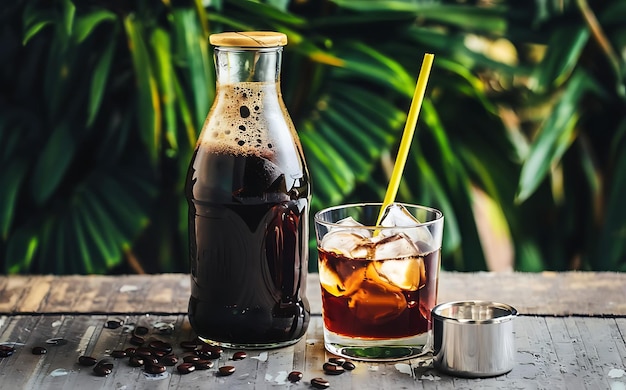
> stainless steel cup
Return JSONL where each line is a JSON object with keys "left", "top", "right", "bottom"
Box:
{"left": 432, "top": 300, "right": 517, "bottom": 377}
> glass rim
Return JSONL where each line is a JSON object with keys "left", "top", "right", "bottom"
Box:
{"left": 314, "top": 202, "right": 443, "bottom": 230}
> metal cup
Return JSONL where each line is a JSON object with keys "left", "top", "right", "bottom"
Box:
{"left": 432, "top": 300, "right": 517, "bottom": 377}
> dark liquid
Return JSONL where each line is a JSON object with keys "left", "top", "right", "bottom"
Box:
{"left": 319, "top": 249, "right": 440, "bottom": 339}
{"left": 186, "top": 148, "right": 310, "bottom": 346}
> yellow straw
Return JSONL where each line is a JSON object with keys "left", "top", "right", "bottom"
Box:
{"left": 376, "top": 53, "right": 435, "bottom": 225}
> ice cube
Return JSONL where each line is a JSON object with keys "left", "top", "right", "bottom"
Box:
{"left": 369, "top": 233, "right": 420, "bottom": 260}
{"left": 320, "top": 231, "right": 365, "bottom": 256}
{"left": 347, "top": 264, "right": 407, "bottom": 323}
{"left": 318, "top": 253, "right": 366, "bottom": 297}
{"left": 374, "top": 257, "right": 426, "bottom": 291}
{"left": 379, "top": 204, "right": 433, "bottom": 247}
{"left": 334, "top": 216, "right": 372, "bottom": 238}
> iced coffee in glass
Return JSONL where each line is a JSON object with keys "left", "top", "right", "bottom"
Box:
{"left": 314, "top": 203, "right": 443, "bottom": 361}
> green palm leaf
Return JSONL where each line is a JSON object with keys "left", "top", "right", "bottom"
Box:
{"left": 516, "top": 69, "right": 591, "bottom": 203}
{"left": 0, "top": 160, "right": 28, "bottom": 239}
{"left": 124, "top": 14, "right": 161, "bottom": 163}
{"left": 31, "top": 123, "right": 76, "bottom": 206}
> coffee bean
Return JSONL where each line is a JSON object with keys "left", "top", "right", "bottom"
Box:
{"left": 177, "top": 362, "right": 195, "bottom": 374}
{"left": 31, "top": 346, "right": 47, "bottom": 355}
{"left": 129, "top": 335, "right": 145, "bottom": 346}
{"left": 93, "top": 365, "right": 112, "bottom": 376}
{"left": 124, "top": 347, "right": 136, "bottom": 356}
{"left": 193, "top": 359, "right": 213, "bottom": 370}
{"left": 0, "top": 348, "right": 15, "bottom": 357}
{"left": 144, "top": 363, "right": 166, "bottom": 374}
{"left": 180, "top": 340, "right": 198, "bottom": 350}
{"left": 135, "top": 347, "right": 153, "bottom": 358}
{"left": 218, "top": 365, "right": 236, "bottom": 376}
{"left": 152, "top": 349, "right": 167, "bottom": 358}
{"left": 161, "top": 354, "right": 178, "bottom": 366}
{"left": 196, "top": 345, "right": 222, "bottom": 359}
{"left": 311, "top": 377, "right": 330, "bottom": 389}
{"left": 96, "top": 360, "right": 113, "bottom": 369}
{"left": 78, "top": 355, "right": 97, "bottom": 366}
{"left": 323, "top": 362, "right": 345, "bottom": 375}
{"left": 287, "top": 371, "right": 303, "bottom": 382}
{"left": 111, "top": 350, "right": 127, "bottom": 358}
{"left": 232, "top": 351, "right": 247, "bottom": 360}
{"left": 328, "top": 357, "right": 345, "bottom": 365}
{"left": 134, "top": 326, "right": 149, "bottom": 336}
{"left": 129, "top": 356, "right": 144, "bottom": 367}
{"left": 144, "top": 357, "right": 160, "bottom": 366}
{"left": 105, "top": 319, "right": 123, "bottom": 329}
{"left": 342, "top": 361, "right": 356, "bottom": 371}
{"left": 183, "top": 355, "right": 200, "bottom": 363}
{"left": 149, "top": 340, "right": 172, "bottom": 354}
{"left": 93, "top": 361, "right": 113, "bottom": 377}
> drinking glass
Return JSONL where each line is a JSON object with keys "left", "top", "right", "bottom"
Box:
{"left": 314, "top": 202, "right": 444, "bottom": 361}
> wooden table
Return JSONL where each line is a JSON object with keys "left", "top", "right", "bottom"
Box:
{"left": 1, "top": 272, "right": 625, "bottom": 389}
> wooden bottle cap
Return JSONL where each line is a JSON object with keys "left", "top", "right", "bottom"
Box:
{"left": 209, "top": 31, "right": 287, "bottom": 47}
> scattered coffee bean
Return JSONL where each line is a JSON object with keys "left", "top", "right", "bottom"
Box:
{"left": 96, "top": 359, "right": 113, "bottom": 368}
{"left": 93, "top": 360, "right": 114, "bottom": 377}
{"left": 31, "top": 346, "right": 47, "bottom": 355}
{"left": 232, "top": 351, "right": 247, "bottom": 360}
{"left": 177, "top": 362, "right": 196, "bottom": 374}
{"left": 311, "top": 377, "right": 330, "bottom": 389}
{"left": 323, "top": 362, "right": 345, "bottom": 375}
{"left": 135, "top": 347, "right": 153, "bottom": 358}
{"left": 129, "top": 335, "right": 145, "bottom": 346}
{"left": 129, "top": 356, "right": 144, "bottom": 367}
{"left": 78, "top": 355, "right": 97, "bottom": 366}
{"left": 342, "top": 361, "right": 356, "bottom": 371}
{"left": 149, "top": 340, "right": 173, "bottom": 354}
{"left": 0, "top": 346, "right": 15, "bottom": 358}
{"left": 218, "top": 365, "right": 236, "bottom": 376}
{"left": 193, "top": 359, "right": 214, "bottom": 370}
{"left": 180, "top": 340, "right": 198, "bottom": 350}
{"left": 183, "top": 355, "right": 200, "bottom": 363}
{"left": 105, "top": 319, "right": 123, "bottom": 329}
{"left": 328, "top": 357, "right": 345, "bottom": 365}
{"left": 133, "top": 326, "right": 149, "bottom": 336}
{"left": 152, "top": 349, "right": 167, "bottom": 358}
{"left": 124, "top": 347, "right": 136, "bottom": 356}
{"left": 111, "top": 350, "right": 127, "bottom": 358}
{"left": 144, "top": 357, "right": 160, "bottom": 366}
{"left": 161, "top": 354, "right": 178, "bottom": 366}
{"left": 196, "top": 344, "right": 222, "bottom": 359}
{"left": 93, "top": 365, "right": 112, "bottom": 376}
{"left": 144, "top": 363, "right": 166, "bottom": 374}
{"left": 287, "top": 371, "right": 303, "bottom": 382}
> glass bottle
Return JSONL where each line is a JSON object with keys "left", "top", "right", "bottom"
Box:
{"left": 185, "top": 32, "right": 310, "bottom": 349}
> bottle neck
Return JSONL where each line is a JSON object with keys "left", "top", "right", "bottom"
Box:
{"left": 214, "top": 47, "right": 283, "bottom": 84}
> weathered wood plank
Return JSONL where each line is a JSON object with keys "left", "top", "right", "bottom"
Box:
{"left": 1, "top": 272, "right": 626, "bottom": 316}
{"left": 1, "top": 315, "right": 626, "bottom": 388}
{"left": 437, "top": 271, "right": 626, "bottom": 316}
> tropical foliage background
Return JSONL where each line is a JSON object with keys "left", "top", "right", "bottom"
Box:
{"left": 1, "top": 0, "right": 625, "bottom": 274}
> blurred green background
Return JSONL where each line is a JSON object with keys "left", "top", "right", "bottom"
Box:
{"left": 1, "top": 0, "right": 625, "bottom": 274}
